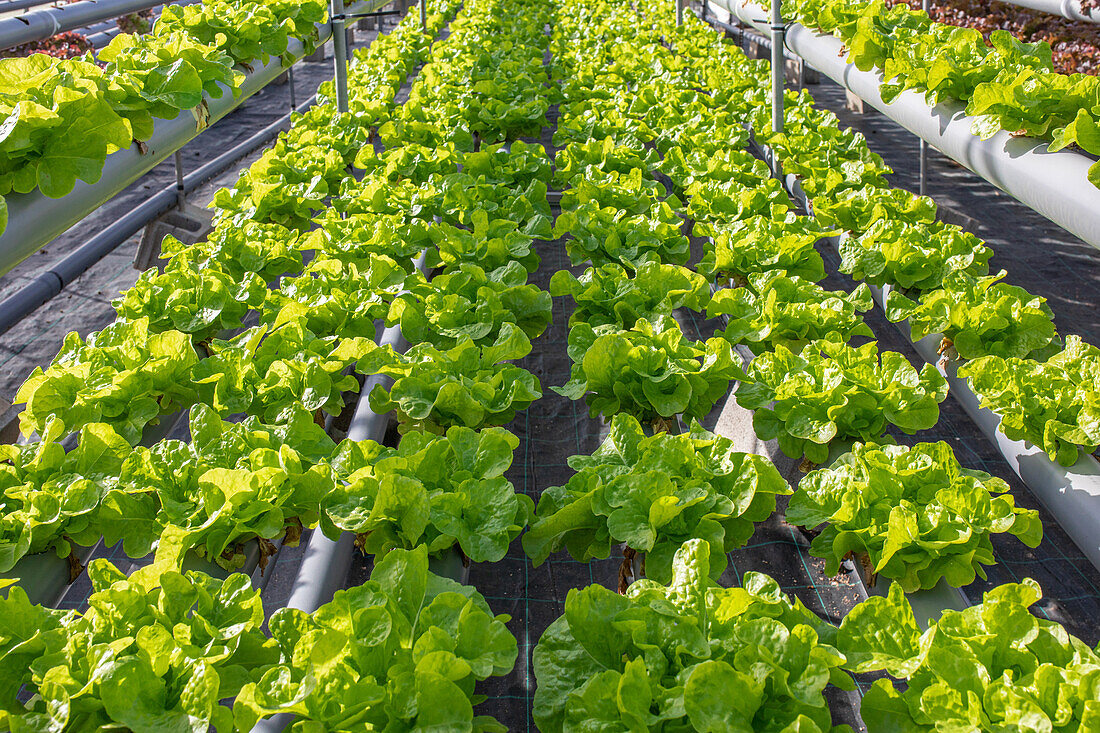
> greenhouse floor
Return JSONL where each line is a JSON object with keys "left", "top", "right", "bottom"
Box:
{"left": 2, "top": 24, "right": 1099, "bottom": 732}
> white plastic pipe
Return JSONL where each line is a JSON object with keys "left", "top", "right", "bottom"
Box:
{"left": 716, "top": 0, "right": 1100, "bottom": 253}
{"left": 993, "top": 0, "right": 1100, "bottom": 22}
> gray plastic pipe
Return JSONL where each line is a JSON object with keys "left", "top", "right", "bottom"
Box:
{"left": 0, "top": 2, "right": 376, "bottom": 277}
{"left": 0, "top": 93, "right": 318, "bottom": 338}
{"left": 716, "top": 0, "right": 1100, "bottom": 253}
{"left": 0, "top": 0, "right": 162, "bottom": 49}
{"left": 249, "top": 253, "right": 425, "bottom": 733}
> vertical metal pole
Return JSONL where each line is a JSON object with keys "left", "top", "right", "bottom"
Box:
{"left": 331, "top": 0, "right": 349, "bottom": 114}
{"left": 701, "top": 0, "right": 707, "bottom": 23}
{"left": 173, "top": 151, "right": 186, "bottom": 210}
{"left": 288, "top": 63, "right": 297, "bottom": 111}
{"left": 770, "top": 0, "right": 784, "bottom": 135}
{"left": 676, "top": 0, "right": 683, "bottom": 25}
{"left": 420, "top": 0, "right": 427, "bottom": 30}
{"left": 918, "top": 0, "right": 929, "bottom": 196}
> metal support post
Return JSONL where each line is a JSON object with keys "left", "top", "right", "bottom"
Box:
{"left": 288, "top": 63, "right": 297, "bottom": 110}
{"left": 173, "top": 151, "right": 185, "bottom": 210}
{"left": 701, "top": 0, "right": 708, "bottom": 22}
{"left": 676, "top": 0, "right": 683, "bottom": 25}
{"left": 331, "top": 0, "right": 350, "bottom": 114}
{"left": 420, "top": 0, "right": 427, "bottom": 30}
{"left": 770, "top": 0, "right": 784, "bottom": 135}
{"left": 918, "top": 0, "right": 929, "bottom": 196}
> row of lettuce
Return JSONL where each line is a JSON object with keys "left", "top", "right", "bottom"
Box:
{"left": 0, "top": 3, "right": 547, "bottom": 730}
{"left": 521, "top": 0, "right": 1100, "bottom": 731}
{"left": 782, "top": 0, "right": 1100, "bottom": 189}
{"left": 1, "top": 0, "right": 1098, "bottom": 730}
{"left": 0, "top": 0, "right": 338, "bottom": 234}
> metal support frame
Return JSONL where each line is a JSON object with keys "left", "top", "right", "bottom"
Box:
{"left": 676, "top": 0, "right": 683, "bottom": 25}
{"left": 918, "top": 0, "right": 929, "bottom": 196}
{"left": 420, "top": 0, "right": 427, "bottom": 30}
{"left": 331, "top": 0, "right": 350, "bottom": 114}
{"left": 769, "top": 0, "right": 783, "bottom": 136}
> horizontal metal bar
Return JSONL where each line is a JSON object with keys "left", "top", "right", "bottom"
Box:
{"left": 0, "top": 91, "right": 318, "bottom": 338}
{"left": 718, "top": 0, "right": 1100, "bottom": 254}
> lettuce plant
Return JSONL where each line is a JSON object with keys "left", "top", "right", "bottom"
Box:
{"left": 811, "top": 186, "right": 937, "bottom": 237}
{"left": 523, "top": 414, "right": 788, "bottom": 582}
{"left": 191, "top": 319, "right": 373, "bottom": 422}
{"left": 234, "top": 545, "right": 517, "bottom": 731}
{"left": 554, "top": 136, "right": 659, "bottom": 185}
{"left": 163, "top": 220, "right": 305, "bottom": 283}
{"left": 0, "top": 561, "right": 276, "bottom": 731}
{"left": 261, "top": 253, "right": 406, "bottom": 340}
{"left": 307, "top": 211, "right": 434, "bottom": 266}
{"left": 365, "top": 323, "right": 542, "bottom": 432}
{"left": 533, "top": 539, "right": 852, "bottom": 733}
{"left": 838, "top": 579, "right": 1100, "bottom": 732}
{"left": 554, "top": 200, "right": 690, "bottom": 268}
{"left": 788, "top": 441, "right": 1042, "bottom": 591}
{"left": 114, "top": 259, "right": 268, "bottom": 343}
{"left": 0, "top": 55, "right": 132, "bottom": 200}
{"left": 429, "top": 212, "right": 542, "bottom": 273}
{"left": 960, "top": 335, "right": 1100, "bottom": 466}
{"left": 96, "top": 403, "right": 335, "bottom": 568}
{"left": 737, "top": 339, "right": 949, "bottom": 464}
{"left": 390, "top": 261, "right": 551, "bottom": 349}
{"left": 659, "top": 145, "right": 771, "bottom": 190}
{"left": 15, "top": 318, "right": 200, "bottom": 444}
{"left": 323, "top": 426, "right": 532, "bottom": 562}
{"left": 884, "top": 270, "right": 1058, "bottom": 361}
{"left": 557, "top": 315, "right": 744, "bottom": 424}
{"left": 839, "top": 219, "right": 992, "bottom": 292}
{"left": 437, "top": 173, "right": 552, "bottom": 234}
{"left": 99, "top": 31, "right": 241, "bottom": 140}
{"left": 696, "top": 214, "right": 829, "bottom": 283}
{"left": 709, "top": 271, "right": 874, "bottom": 354}
{"left": 550, "top": 261, "right": 710, "bottom": 328}
{"left": 0, "top": 418, "right": 129, "bottom": 572}
{"left": 683, "top": 177, "right": 793, "bottom": 225}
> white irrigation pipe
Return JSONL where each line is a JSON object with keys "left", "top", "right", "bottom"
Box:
{"left": 715, "top": 0, "right": 1100, "bottom": 254}
{"left": 0, "top": 0, "right": 385, "bottom": 277}
{"left": 992, "top": 0, "right": 1100, "bottom": 22}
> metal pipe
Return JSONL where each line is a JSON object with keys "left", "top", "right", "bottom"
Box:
{"left": 719, "top": 0, "right": 1100, "bottom": 253}
{"left": 676, "top": 0, "right": 683, "bottom": 25}
{"left": 419, "top": 0, "right": 426, "bottom": 30}
{"left": 330, "top": 0, "right": 350, "bottom": 113}
{"left": 0, "top": 93, "right": 318, "bottom": 338}
{"left": 0, "top": 0, "right": 162, "bottom": 50}
{"left": 918, "top": 0, "right": 929, "bottom": 196}
{"left": 173, "top": 150, "right": 185, "bottom": 209}
{"left": 769, "top": 0, "right": 783, "bottom": 135}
